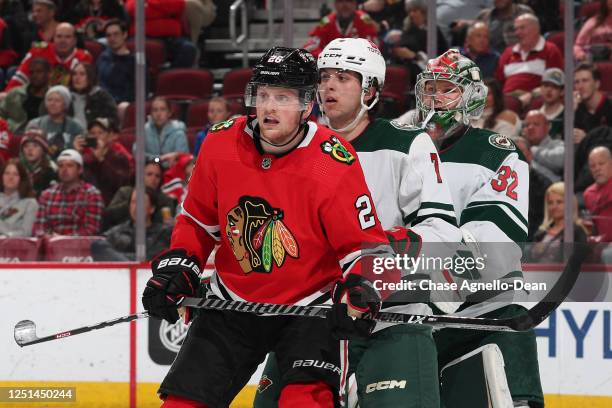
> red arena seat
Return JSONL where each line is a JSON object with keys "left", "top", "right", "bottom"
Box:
{"left": 155, "top": 68, "right": 214, "bottom": 101}
{"left": 43, "top": 235, "right": 105, "bottom": 262}
{"left": 222, "top": 68, "right": 253, "bottom": 100}
{"left": 0, "top": 237, "right": 41, "bottom": 261}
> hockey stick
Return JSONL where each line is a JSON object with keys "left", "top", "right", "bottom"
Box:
{"left": 14, "top": 251, "right": 583, "bottom": 346}
{"left": 14, "top": 312, "right": 149, "bottom": 347}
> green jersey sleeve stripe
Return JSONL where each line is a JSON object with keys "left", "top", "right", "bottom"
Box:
{"left": 466, "top": 200, "right": 528, "bottom": 229}
{"left": 460, "top": 206, "right": 527, "bottom": 243}
{"left": 403, "top": 202, "right": 456, "bottom": 226}
{"left": 420, "top": 202, "right": 455, "bottom": 212}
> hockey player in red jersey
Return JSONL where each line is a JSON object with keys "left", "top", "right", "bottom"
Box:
{"left": 141, "top": 47, "right": 395, "bottom": 408}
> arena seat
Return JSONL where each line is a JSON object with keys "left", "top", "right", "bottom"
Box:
{"left": 0, "top": 237, "right": 41, "bottom": 261}
{"left": 595, "top": 62, "right": 612, "bottom": 94}
{"left": 43, "top": 235, "right": 105, "bottom": 262}
{"left": 381, "top": 65, "right": 411, "bottom": 112}
{"left": 127, "top": 38, "right": 166, "bottom": 86}
{"left": 155, "top": 68, "right": 214, "bottom": 101}
{"left": 222, "top": 68, "right": 253, "bottom": 101}
{"left": 84, "top": 40, "right": 105, "bottom": 62}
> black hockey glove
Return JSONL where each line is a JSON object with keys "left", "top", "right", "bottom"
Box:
{"left": 326, "top": 274, "right": 381, "bottom": 340}
{"left": 142, "top": 248, "right": 202, "bottom": 323}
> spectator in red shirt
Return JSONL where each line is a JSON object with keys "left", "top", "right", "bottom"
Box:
{"left": 79, "top": 117, "right": 134, "bottom": 205}
{"left": 31, "top": 0, "right": 59, "bottom": 44}
{"left": 584, "top": 146, "right": 612, "bottom": 251}
{"left": 303, "top": 0, "right": 379, "bottom": 58}
{"left": 495, "top": 13, "right": 562, "bottom": 105}
{"left": 2, "top": 22, "right": 93, "bottom": 94}
{"left": 33, "top": 148, "right": 104, "bottom": 236}
{"left": 125, "top": 0, "right": 196, "bottom": 68}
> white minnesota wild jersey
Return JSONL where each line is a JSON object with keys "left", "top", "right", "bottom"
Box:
{"left": 438, "top": 126, "right": 530, "bottom": 316}
{"left": 351, "top": 118, "right": 462, "bottom": 318}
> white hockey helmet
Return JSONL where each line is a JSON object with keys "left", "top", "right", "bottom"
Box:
{"left": 317, "top": 38, "right": 386, "bottom": 132}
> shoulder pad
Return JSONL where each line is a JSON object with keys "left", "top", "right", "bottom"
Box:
{"left": 389, "top": 120, "right": 422, "bottom": 132}
{"left": 487, "top": 133, "right": 516, "bottom": 151}
{"left": 209, "top": 119, "right": 236, "bottom": 133}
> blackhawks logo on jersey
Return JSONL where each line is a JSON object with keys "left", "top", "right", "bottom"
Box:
{"left": 226, "top": 196, "right": 299, "bottom": 274}
{"left": 210, "top": 119, "right": 236, "bottom": 133}
{"left": 321, "top": 136, "right": 355, "bottom": 165}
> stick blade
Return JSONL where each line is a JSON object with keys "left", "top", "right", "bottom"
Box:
{"left": 14, "top": 320, "right": 37, "bottom": 347}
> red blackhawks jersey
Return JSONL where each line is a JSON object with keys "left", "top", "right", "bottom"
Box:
{"left": 4, "top": 43, "right": 93, "bottom": 91}
{"left": 303, "top": 11, "right": 379, "bottom": 58}
{"left": 171, "top": 116, "right": 391, "bottom": 305}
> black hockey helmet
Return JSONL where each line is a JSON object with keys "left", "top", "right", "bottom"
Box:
{"left": 245, "top": 47, "right": 318, "bottom": 110}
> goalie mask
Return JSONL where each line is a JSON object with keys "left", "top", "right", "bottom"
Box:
{"left": 245, "top": 47, "right": 318, "bottom": 112}
{"left": 415, "top": 49, "right": 487, "bottom": 129}
{"left": 317, "top": 38, "right": 386, "bottom": 132}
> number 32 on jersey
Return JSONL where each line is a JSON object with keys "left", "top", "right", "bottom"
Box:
{"left": 491, "top": 165, "right": 518, "bottom": 200}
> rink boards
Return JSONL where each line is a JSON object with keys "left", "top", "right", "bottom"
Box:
{"left": 1, "top": 263, "right": 611, "bottom": 408}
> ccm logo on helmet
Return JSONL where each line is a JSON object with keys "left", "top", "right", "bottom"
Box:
{"left": 365, "top": 380, "right": 407, "bottom": 394}
{"left": 322, "top": 53, "right": 342, "bottom": 58}
{"left": 158, "top": 257, "right": 201, "bottom": 275}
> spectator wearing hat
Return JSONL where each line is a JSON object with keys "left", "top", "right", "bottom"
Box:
{"left": 19, "top": 128, "right": 57, "bottom": 197}
{"left": 27, "top": 85, "right": 84, "bottom": 158}
{"left": 78, "top": 117, "right": 134, "bottom": 205}
{"left": 31, "top": 0, "right": 60, "bottom": 44}
{"left": 539, "top": 67, "right": 565, "bottom": 140}
{"left": 0, "top": 158, "right": 39, "bottom": 237}
{"left": 33, "top": 148, "right": 103, "bottom": 236}
{"left": 0, "top": 57, "right": 50, "bottom": 133}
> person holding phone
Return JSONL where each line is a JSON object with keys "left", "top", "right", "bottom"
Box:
{"left": 79, "top": 117, "right": 134, "bottom": 205}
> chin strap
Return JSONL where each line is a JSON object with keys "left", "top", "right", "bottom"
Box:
{"left": 322, "top": 90, "right": 378, "bottom": 133}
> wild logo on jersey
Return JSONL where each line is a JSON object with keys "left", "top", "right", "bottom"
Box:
{"left": 226, "top": 196, "right": 299, "bottom": 274}
{"left": 320, "top": 136, "right": 355, "bottom": 165}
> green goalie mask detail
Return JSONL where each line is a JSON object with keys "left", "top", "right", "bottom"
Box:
{"left": 415, "top": 49, "right": 488, "bottom": 128}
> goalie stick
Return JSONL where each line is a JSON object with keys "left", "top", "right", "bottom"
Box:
{"left": 14, "top": 251, "right": 584, "bottom": 347}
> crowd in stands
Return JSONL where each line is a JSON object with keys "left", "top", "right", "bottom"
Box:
{"left": 0, "top": 0, "right": 610, "bottom": 263}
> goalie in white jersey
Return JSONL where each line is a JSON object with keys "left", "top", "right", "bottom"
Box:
{"left": 254, "top": 39, "right": 462, "bottom": 408}
{"left": 416, "top": 50, "right": 543, "bottom": 407}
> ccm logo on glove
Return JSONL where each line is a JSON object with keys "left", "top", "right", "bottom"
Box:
{"left": 157, "top": 257, "right": 201, "bottom": 276}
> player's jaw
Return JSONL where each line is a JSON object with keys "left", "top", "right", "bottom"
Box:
{"left": 257, "top": 108, "right": 301, "bottom": 144}
{"left": 320, "top": 91, "right": 362, "bottom": 129}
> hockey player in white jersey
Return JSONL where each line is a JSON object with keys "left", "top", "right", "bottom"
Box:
{"left": 254, "top": 38, "right": 462, "bottom": 408}
{"left": 416, "top": 49, "right": 543, "bottom": 407}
